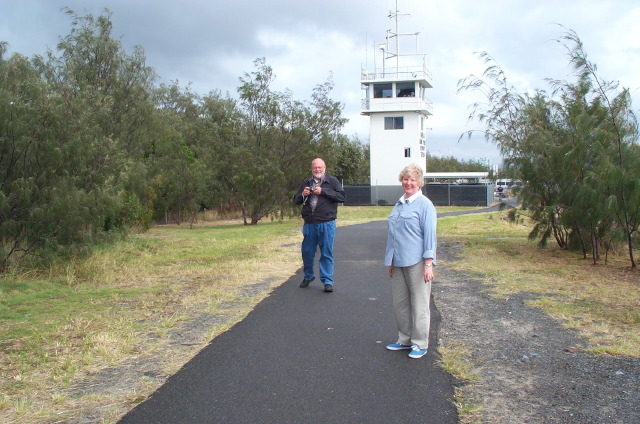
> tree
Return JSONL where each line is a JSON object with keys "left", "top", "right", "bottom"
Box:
{"left": 147, "top": 82, "right": 221, "bottom": 226}
{"left": 334, "top": 134, "right": 369, "bottom": 184}
{"left": 0, "top": 9, "right": 158, "bottom": 270}
{"left": 0, "top": 11, "right": 353, "bottom": 271}
{"left": 229, "top": 58, "right": 346, "bottom": 224}
{"left": 0, "top": 51, "right": 51, "bottom": 269}
{"left": 426, "top": 154, "right": 490, "bottom": 173}
{"left": 458, "top": 30, "right": 639, "bottom": 267}
{"left": 556, "top": 30, "right": 640, "bottom": 268}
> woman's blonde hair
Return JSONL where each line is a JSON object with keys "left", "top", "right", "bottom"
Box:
{"left": 398, "top": 163, "right": 425, "bottom": 188}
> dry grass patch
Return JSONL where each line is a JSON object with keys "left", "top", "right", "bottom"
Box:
{"left": 440, "top": 211, "right": 640, "bottom": 357}
{"left": 0, "top": 218, "right": 303, "bottom": 424}
{"left": 438, "top": 341, "right": 483, "bottom": 423}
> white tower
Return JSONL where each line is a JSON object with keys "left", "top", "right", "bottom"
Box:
{"left": 361, "top": 3, "right": 432, "bottom": 204}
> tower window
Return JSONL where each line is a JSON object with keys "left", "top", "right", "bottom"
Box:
{"left": 404, "top": 148, "right": 411, "bottom": 157}
{"left": 384, "top": 116, "right": 404, "bottom": 130}
{"left": 396, "top": 82, "right": 415, "bottom": 97}
{"left": 373, "top": 83, "right": 393, "bottom": 98}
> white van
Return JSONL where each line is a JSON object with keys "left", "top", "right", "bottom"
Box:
{"left": 495, "top": 179, "right": 522, "bottom": 196}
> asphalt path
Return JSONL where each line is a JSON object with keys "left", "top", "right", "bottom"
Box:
{"left": 118, "top": 204, "right": 505, "bottom": 424}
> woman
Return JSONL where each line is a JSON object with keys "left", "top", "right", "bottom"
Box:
{"left": 384, "top": 164, "right": 437, "bottom": 359}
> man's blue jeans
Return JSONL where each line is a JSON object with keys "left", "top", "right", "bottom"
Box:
{"left": 301, "top": 220, "right": 336, "bottom": 286}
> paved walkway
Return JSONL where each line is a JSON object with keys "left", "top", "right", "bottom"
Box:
{"left": 118, "top": 205, "right": 506, "bottom": 424}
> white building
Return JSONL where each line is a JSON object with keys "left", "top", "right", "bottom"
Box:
{"left": 361, "top": 4, "right": 433, "bottom": 204}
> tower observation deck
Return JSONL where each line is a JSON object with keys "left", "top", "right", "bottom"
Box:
{"left": 360, "top": 4, "right": 433, "bottom": 116}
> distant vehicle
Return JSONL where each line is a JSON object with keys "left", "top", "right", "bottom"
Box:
{"left": 495, "top": 179, "right": 511, "bottom": 191}
{"left": 494, "top": 179, "right": 522, "bottom": 197}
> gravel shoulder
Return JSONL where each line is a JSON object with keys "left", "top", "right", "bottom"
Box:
{"left": 433, "top": 239, "right": 640, "bottom": 424}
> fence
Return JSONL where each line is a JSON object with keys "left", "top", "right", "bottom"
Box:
{"left": 343, "top": 184, "right": 493, "bottom": 207}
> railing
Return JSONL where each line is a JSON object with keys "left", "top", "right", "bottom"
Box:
{"left": 361, "top": 64, "right": 433, "bottom": 83}
{"left": 361, "top": 97, "right": 433, "bottom": 114}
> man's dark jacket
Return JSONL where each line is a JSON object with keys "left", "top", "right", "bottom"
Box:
{"left": 293, "top": 175, "right": 346, "bottom": 224}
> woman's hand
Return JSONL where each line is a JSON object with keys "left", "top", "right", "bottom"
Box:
{"left": 424, "top": 261, "right": 434, "bottom": 282}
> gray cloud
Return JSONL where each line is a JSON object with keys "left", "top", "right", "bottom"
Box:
{"left": 3, "top": 0, "right": 639, "bottom": 166}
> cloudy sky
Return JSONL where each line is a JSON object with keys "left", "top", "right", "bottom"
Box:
{"left": 3, "top": 0, "right": 640, "bottom": 166}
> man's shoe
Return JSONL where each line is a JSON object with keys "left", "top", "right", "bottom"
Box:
{"left": 386, "top": 342, "right": 412, "bottom": 351}
{"left": 408, "top": 345, "right": 428, "bottom": 359}
{"left": 300, "top": 277, "right": 315, "bottom": 288}
{"left": 324, "top": 284, "right": 333, "bottom": 293}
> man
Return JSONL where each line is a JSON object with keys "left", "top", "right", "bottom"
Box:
{"left": 293, "top": 158, "right": 346, "bottom": 293}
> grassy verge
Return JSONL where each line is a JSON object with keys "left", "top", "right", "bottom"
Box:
{"left": 438, "top": 210, "right": 639, "bottom": 357}
{"left": 1, "top": 217, "right": 306, "bottom": 424}
{"left": 437, "top": 209, "right": 639, "bottom": 423}
{"left": 438, "top": 340, "right": 483, "bottom": 423}
{"left": 0, "top": 205, "right": 637, "bottom": 423}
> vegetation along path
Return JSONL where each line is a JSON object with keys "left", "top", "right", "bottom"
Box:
{"left": 1, "top": 205, "right": 637, "bottom": 423}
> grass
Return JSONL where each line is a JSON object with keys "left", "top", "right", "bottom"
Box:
{"left": 439, "top": 342, "right": 479, "bottom": 382}
{"left": 0, "top": 205, "right": 637, "bottom": 423}
{"left": 0, "top": 217, "right": 305, "bottom": 424}
{"left": 438, "top": 210, "right": 640, "bottom": 357}
{"left": 438, "top": 341, "right": 483, "bottom": 423}
{"left": 437, "top": 208, "right": 639, "bottom": 423}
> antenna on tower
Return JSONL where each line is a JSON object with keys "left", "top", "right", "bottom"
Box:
{"left": 374, "top": 0, "right": 427, "bottom": 79}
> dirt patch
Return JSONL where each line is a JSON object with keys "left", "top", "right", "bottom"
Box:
{"left": 433, "top": 239, "right": 640, "bottom": 424}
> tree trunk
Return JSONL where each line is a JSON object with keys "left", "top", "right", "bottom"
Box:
{"left": 627, "top": 232, "right": 637, "bottom": 269}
